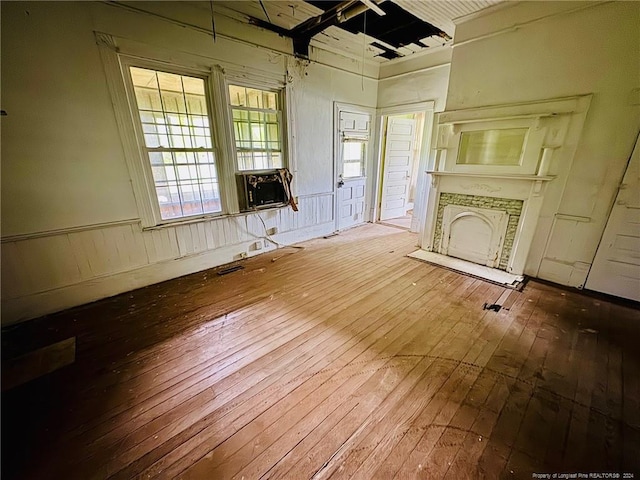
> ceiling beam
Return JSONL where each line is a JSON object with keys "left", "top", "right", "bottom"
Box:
{"left": 359, "top": 0, "right": 386, "bottom": 16}
{"left": 249, "top": 0, "right": 384, "bottom": 59}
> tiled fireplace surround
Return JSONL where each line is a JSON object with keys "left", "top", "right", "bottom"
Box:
{"left": 434, "top": 193, "right": 523, "bottom": 270}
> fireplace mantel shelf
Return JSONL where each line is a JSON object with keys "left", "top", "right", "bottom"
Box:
{"left": 426, "top": 171, "right": 555, "bottom": 182}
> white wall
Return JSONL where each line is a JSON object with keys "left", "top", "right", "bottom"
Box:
{"left": 374, "top": 48, "right": 450, "bottom": 238}
{"left": 445, "top": 1, "right": 640, "bottom": 287}
{"left": 1, "top": 2, "right": 139, "bottom": 235}
{"left": 377, "top": 47, "right": 451, "bottom": 112}
{"left": 289, "top": 61, "right": 377, "bottom": 195}
{"left": 0, "top": 1, "right": 378, "bottom": 324}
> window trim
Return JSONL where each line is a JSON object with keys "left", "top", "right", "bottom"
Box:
{"left": 224, "top": 77, "right": 290, "bottom": 175}
{"left": 121, "top": 59, "right": 228, "bottom": 225}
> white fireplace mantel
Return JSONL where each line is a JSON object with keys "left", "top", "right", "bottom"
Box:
{"left": 426, "top": 172, "right": 555, "bottom": 182}
{"left": 426, "top": 171, "right": 555, "bottom": 198}
{"left": 418, "top": 95, "right": 592, "bottom": 279}
{"left": 422, "top": 171, "right": 551, "bottom": 275}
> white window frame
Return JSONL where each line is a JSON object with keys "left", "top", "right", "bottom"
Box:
{"left": 224, "top": 76, "right": 290, "bottom": 176}
{"left": 340, "top": 137, "right": 368, "bottom": 178}
{"left": 227, "top": 82, "right": 288, "bottom": 173}
{"left": 120, "top": 57, "right": 232, "bottom": 226}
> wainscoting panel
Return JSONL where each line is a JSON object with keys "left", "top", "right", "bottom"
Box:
{"left": 1, "top": 193, "right": 335, "bottom": 325}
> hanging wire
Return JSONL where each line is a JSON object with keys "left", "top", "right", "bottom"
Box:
{"left": 361, "top": 10, "right": 366, "bottom": 91}
{"left": 209, "top": 0, "right": 216, "bottom": 43}
{"left": 259, "top": 0, "right": 272, "bottom": 24}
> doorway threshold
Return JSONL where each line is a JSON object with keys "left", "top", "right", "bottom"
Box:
{"left": 407, "top": 250, "right": 524, "bottom": 289}
{"left": 378, "top": 217, "right": 411, "bottom": 231}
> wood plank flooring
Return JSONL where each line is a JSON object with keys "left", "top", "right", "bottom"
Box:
{"left": 2, "top": 223, "right": 640, "bottom": 479}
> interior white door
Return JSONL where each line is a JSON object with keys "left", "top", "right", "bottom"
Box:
{"left": 585, "top": 135, "right": 640, "bottom": 301}
{"left": 338, "top": 176, "right": 366, "bottom": 230}
{"left": 337, "top": 110, "right": 371, "bottom": 231}
{"left": 380, "top": 117, "right": 416, "bottom": 221}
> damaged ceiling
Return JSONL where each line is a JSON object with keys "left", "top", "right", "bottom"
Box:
{"left": 213, "top": 0, "right": 502, "bottom": 62}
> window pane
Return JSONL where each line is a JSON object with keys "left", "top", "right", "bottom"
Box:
{"left": 131, "top": 67, "right": 158, "bottom": 88}
{"left": 149, "top": 152, "right": 164, "bottom": 165}
{"left": 246, "top": 88, "right": 263, "bottom": 108}
{"left": 144, "top": 133, "right": 161, "bottom": 148}
{"left": 161, "top": 91, "right": 187, "bottom": 114}
{"left": 182, "top": 76, "right": 205, "bottom": 96}
{"left": 229, "top": 85, "right": 246, "bottom": 107}
{"left": 197, "top": 164, "right": 214, "bottom": 180}
{"left": 233, "top": 110, "right": 248, "bottom": 121}
{"left": 267, "top": 124, "right": 279, "bottom": 144}
{"left": 131, "top": 66, "right": 220, "bottom": 220}
{"left": 270, "top": 152, "right": 283, "bottom": 168}
{"left": 342, "top": 141, "right": 365, "bottom": 178}
{"left": 156, "top": 191, "right": 182, "bottom": 219}
{"left": 179, "top": 183, "right": 204, "bottom": 215}
{"left": 343, "top": 142, "right": 364, "bottom": 161}
{"left": 238, "top": 152, "right": 253, "bottom": 170}
{"left": 264, "top": 91, "right": 277, "bottom": 110}
{"left": 343, "top": 162, "right": 362, "bottom": 178}
{"left": 229, "top": 84, "right": 283, "bottom": 171}
{"left": 201, "top": 182, "right": 221, "bottom": 213}
{"left": 152, "top": 166, "right": 169, "bottom": 183}
{"left": 458, "top": 128, "right": 527, "bottom": 166}
{"left": 130, "top": 67, "right": 212, "bottom": 151}
{"left": 149, "top": 150, "right": 221, "bottom": 219}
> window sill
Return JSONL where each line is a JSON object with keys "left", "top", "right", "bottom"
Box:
{"left": 142, "top": 203, "right": 291, "bottom": 231}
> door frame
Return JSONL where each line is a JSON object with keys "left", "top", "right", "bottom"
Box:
{"left": 333, "top": 102, "right": 376, "bottom": 232}
{"left": 373, "top": 101, "right": 435, "bottom": 236}
{"left": 584, "top": 131, "right": 640, "bottom": 300}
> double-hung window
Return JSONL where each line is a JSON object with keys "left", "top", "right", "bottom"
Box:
{"left": 129, "top": 66, "right": 221, "bottom": 221}
{"left": 121, "top": 57, "right": 290, "bottom": 225}
{"left": 229, "top": 84, "right": 284, "bottom": 171}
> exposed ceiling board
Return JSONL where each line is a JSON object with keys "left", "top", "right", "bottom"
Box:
{"left": 211, "top": 0, "right": 503, "bottom": 63}
{"left": 307, "top": 0, "right": 447, "bottom": 49}
{"left": 420, "top": 35, "right": 450, "bottom": 48}
{"left": 392, "top": 0, "right": 503, "bottom": 36}
{"left": 315, "top": 26, "right": 386, "bottom": 61}
{"left": 371, "top": 41, "right": 403, "bottom": 59}
{"left": 214, "top": 0, "right": 321, "bottom": 30}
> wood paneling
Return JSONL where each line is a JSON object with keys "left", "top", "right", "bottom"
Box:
{"left": 1, "top": 194, "right": 334, "bottom": 324}
{"left": 2, "top": 224, "right": 639, "bottom": 479}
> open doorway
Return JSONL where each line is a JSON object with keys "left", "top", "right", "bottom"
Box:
{"left": 377, "top": 111, "right": 427, "bottom": 231}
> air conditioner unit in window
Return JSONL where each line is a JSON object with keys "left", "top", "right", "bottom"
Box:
{"left": 236, "top": 170, "right": 290, "bottom": 211}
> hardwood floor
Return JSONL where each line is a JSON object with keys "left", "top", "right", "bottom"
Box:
{"left": 2, "top": 223, "right": 639, "bottom": 479}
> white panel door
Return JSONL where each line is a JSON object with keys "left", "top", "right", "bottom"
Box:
{"left": 380, "top": 117, "right": 417, "bottom": 220}
{"left": 586, "top": 135, "right": 640, "bottom": 301}
{"left": 338, "top": 177, "right": 367, "bottom": 231}
{"left": 336, "top": 110, "right": 371, "bottom": 231}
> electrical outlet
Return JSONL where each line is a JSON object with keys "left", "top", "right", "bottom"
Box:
{"left": 240, "top": 252, "right": 248, "bottom": 259}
